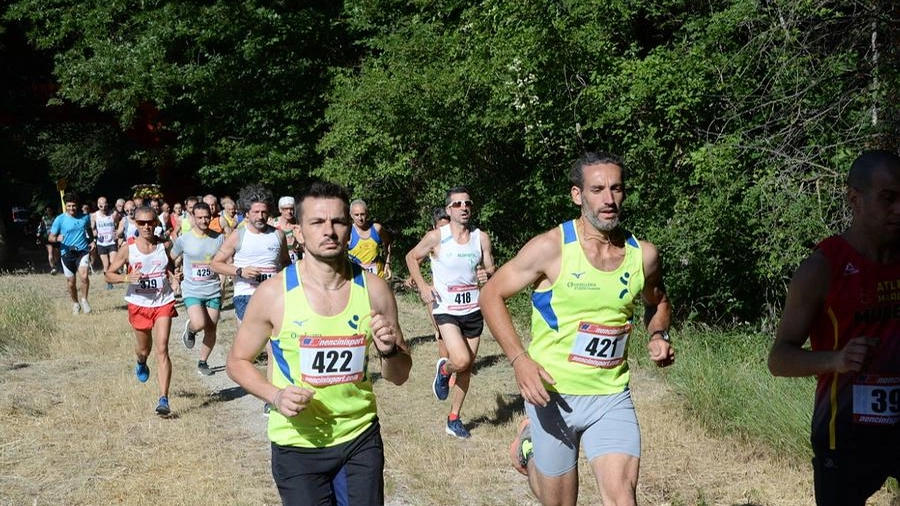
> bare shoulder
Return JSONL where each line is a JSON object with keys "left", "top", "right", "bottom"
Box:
{"left": 789, "top": 249, "right": 830, "bottom": 293}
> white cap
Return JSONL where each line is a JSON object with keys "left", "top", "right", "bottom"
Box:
{"left": 278, "top": 196, "right": 295, "bottom": 209}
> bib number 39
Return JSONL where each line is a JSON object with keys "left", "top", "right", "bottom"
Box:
{"left": 568, "top": 322, "right": 630, "bottom": 369}
{"left": 853, "top": 376, "right": 900, "bottom": 425}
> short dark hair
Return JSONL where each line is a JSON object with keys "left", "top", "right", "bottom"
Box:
{"left": 569, "top": 152, "right": 625, "bottom": 189}
{"left": 63, "top": 192, "right": 79, "bottom": 205}
{"left": 237, "top": 184, "right": 274, "bottom": 213}
{"left": 847, "top": 150, "right": 900, "bottom": 192}
{"left": 297, "top": 181, "right": 350, "bottom": 219}
{"left": 431, "top": 206, "right": 449, "bottom": 227}
{"left": 133, "top": 205, "right": 157, "bottom": 219}
{"left": 192, "top": 202, "right": 211, "bottom": 215}
{"left": 445, "top": 186, "right": 471, "bottom": 206}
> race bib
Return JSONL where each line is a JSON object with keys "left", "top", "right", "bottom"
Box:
{"left": 360, "top": 262, "right": 378, "bottom": 274}
{"left": 853, "top": 375, "right": 900, "bottom": 425}
{"left": 299, "top": 335, "right": 367, "bottom": 386}
{"left": 191, "top": 263, "right": 215, "bottom": 282}
{"left": 252, "top": 266, "right": 278, "bottom": 285}
{"left": 98, "top": 231, "right": 114, "bottom": 243}
{"left": 447, "top": 283, "right": 478, "bottom": 312}
{"left": 136, "top": 271, "right": 166, "bottom": 295}
{"left": 568, "top": 322, "right": 630, "bottom": 368}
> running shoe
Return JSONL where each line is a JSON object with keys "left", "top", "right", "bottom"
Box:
{"left": 79, "top": 298, "right": 91, "bottom": 314}
{"left": 433, "top": 358, "right": 450, "bottom": 401}
{"left": 263, "top": 402, "right": 271, "bottom": 417}
{"left": 72, "top": 302, "right": 81, "bottom": 314}
{"left": 445, "top": 417, "right": 471, "bottom": 439}
{"left": 135, "top": 361, "right": 150, "bottom": 383}
{"left": 197, "top": 361, "right": 213, "bottom": 376}
{"left": 509, "top": 418, "right": 533, "bottom": 475}
{"left": 182, "top": 320, "right": 196, "bottom": 349}
{"left": 106, "top": 282, "right": 114, "bottom": 290}
{"left": 155, "top": 396, "right": 171, "bottom": 416}
{"left": 50, "top": 268, "right": 58, "bottom": 275}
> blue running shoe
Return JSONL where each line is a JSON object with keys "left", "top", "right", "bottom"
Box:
{"left": 445, "top": 417, "right": 470, "bottom": 439}
{"left": 155, "top": 396, "right": 170, "bottom": 416}
{"left": 135, "top": 361, "right": 150, "bottom": 383}
{"left": 433, "top": 358, "right": 450, "bottom": 401}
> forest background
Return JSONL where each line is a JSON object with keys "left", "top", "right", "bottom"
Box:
{"left": 1, "top": 0, "right": 898, "bottom": 324}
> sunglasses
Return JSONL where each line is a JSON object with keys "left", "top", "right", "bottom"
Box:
{"left": 448, "top": 200, "right": 473, "bottom": 209}
{"left": 135, "top": 219, "right": 156, "bottom": 226}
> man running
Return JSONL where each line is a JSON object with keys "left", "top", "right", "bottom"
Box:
{"left": 48, "top": 193, "right": 95, "bottom": 314}
{"left": 226, "top": 181, "right": 411, "bottom": 506}
{"left": 91, "top": 196, "right": 118, "bottom": 289}
{"left": 768, "top": 150, "right": 900, "bottom": 506}
{"left": 348, "top": 199, "right": 392, "bottom": 279}
{"left": 117, "top": 200, "right": 138, "bottom": 245}
{"left": 480, "top": 152, "right": 674, "bottom": 506}
{"left": 172, "top": 201, "right": 225, "bottom": 376}
{"left": 271, "top": 196, "right": 302, "bottom": 263}
{"left": 36, "top": 205, "right": 60, "bottom": 274}
{"left": 203, "top": 194, "right": 224, "bottom": 234}
{"left": 105, "top": 206, "right": 180, "bottom": 416}
{"left": 406, "top": 186, "right": 495, "bottom": 438}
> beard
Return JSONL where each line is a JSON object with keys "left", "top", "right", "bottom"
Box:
{"left": 582, "top": 200, "right": 619, "bottom": 232}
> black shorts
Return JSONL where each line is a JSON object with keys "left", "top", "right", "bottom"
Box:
{"left": 271, "top": 419, "right": 384, "bottom": 506}
{"left": 97, "top": 243, "right": 118, "bottom": 256}
{"left": 433, "top": 311, "right": 484, "bottom": 338}
{"left": 812, "top": 431, "right": 900, "bottom": 506}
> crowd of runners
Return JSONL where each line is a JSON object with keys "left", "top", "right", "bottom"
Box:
{"left": 29, "top": 149, "right": 900, "bottom": 506}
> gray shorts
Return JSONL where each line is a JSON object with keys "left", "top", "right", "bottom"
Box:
{"left": 525, "top": 389, "right": 640, "bottom": 477}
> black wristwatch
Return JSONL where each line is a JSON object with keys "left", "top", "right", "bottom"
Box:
{"left": 650, "top": 330, "right": 671, "bottom": 343}
{"left": 235, "top": 267, "right": 243, "bottom": 279}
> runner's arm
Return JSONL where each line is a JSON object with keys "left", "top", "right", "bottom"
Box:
{"left": 481, "top": 231, "right": 559, "bottom": 407}
{"left": 477, "top": 231, "right": 496, "bottom": 283}
{"left": 378, "top": 223, "right": 393, "bottom": 280}
{"left": 768, "top": 251, "right": 878, "bottom": 376}
{"left": 104, "top": 245, "right": 131, "bottom": 283}
{"left": 405, "top": 229, "right": 440, "bottom": 304}
{"left": 366, "top": 273, "right": 411, "bottom": 385}
{"left": 211, "top": 230, "right": 239, "bottom": 276}
{"left": 640, "top": 241, "right": 674, "bottom": 367}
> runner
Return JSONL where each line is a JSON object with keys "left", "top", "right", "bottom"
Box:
{"left": 768, "top": 150, "right": 900, "bottom": 506}
{"left": 348, "top": 199, "right": 392, "bottom": 279}
{"left": 48, "top": 193, "right": 95, "bottom": 314}
{"left": 180, "top": 196, "right": 199, "bottom": 235}
{"left": 219, "top": 196, "right": 239, "bottom": 236}
{"left": 204, "top": 194, "right": 224, "bottom": 234}
{"left": 405, "top": 186, "right": 495, "bottom": 438}
{"left": 405, "top": 207, "right": 452, "bottom": 362}
{"left": 117, "top": 200, "right": 138, "bottom": 245}
{"left": 271, "top": 196, "right": 302, "bottom": 263}
{"left": 91, "top": 196, "right": 118, "bottom": 289}
{"left": 105, "top": 206, "right": 180, "bottom": 416}
{"left": 172, "top": 201, "right": 225, "bottom": 375}
{"left": 35, "top": 205, "right": 60, "bottom": 274}
{"left": 211, "top": 184, "right": 289, "bottom": 412}
{"left": 225, "top": 181, "right": 411, "bottom": 506}
{"left": 480, "top": 152, "right": 674, "bottom": 506}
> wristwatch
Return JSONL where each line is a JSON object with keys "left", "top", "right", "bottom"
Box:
{"left": 235, "top": 267, "right": 243, "bottom": 279}
{"left": 650, "top": 329, "right": 671, "bottom": 343}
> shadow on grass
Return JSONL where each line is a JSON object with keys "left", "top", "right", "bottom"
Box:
{"left": 404, "top": 334, "right": 437, "bottom": 351}
{"left": 467, "top": 392, "right": 525, "bottom": 431}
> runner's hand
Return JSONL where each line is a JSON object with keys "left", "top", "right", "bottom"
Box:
{"left": 834, "top": 336, "right": 879, "bottom": 373}
{"left": 272, "top": 386, "right": 315, "bottom": 417}
{"left": 476, "top": 264, "right": 490, "bottom": 284}
{"left": 419, "top": 285, "right": 437, "bottom": 306}
{"left": 648, "top": 338, "right": 675, "bottom": 367}
{"left": 370, "top": 310, "right": 399, "bottom": 355}
{"left": 513, "top": 356, "right": 556, "bottom": 407}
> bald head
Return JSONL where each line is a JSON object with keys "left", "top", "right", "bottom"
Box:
{"left": 847, "top": 150, "right": 900, "bottom": 192}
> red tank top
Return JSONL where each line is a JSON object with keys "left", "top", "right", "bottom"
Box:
{"left": 809, "top": 235, "right": 900, "bottom": 450}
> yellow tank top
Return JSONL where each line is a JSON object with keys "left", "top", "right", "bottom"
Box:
{"left": 268, "top": 262, "right": 377, "bottom": 447}
{"left": 347, "top": 224, "right": 386, "bottom": 278}
{"left": 529, "top": 220, "right": 644, "bottom": 395}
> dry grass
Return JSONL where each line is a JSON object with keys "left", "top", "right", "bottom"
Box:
{"left": 0, "top": 273, "right": 896, "bottom": 506}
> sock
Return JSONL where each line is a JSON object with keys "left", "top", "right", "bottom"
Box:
{"left": 448, "top": 412, "right": 460, "bottom": 421}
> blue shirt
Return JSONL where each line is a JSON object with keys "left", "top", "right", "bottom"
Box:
{"left": 50, "top": 213, "right": 92, "bottom": 254}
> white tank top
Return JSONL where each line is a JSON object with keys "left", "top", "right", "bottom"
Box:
{"left": 233, "top": 226, "right": 283, "bottom": 297}
{"left": 431, "top": 225, "right": 482, "bottom": 316}
{"left": 94, "top": 212, "right": 117, "bottom": 246}
{"left": 125, "top": 242, "right": 175, "bottom": 307}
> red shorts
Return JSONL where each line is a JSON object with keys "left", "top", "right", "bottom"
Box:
{"left": 128, "top": 301, "right": 178, "bottom": 331}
